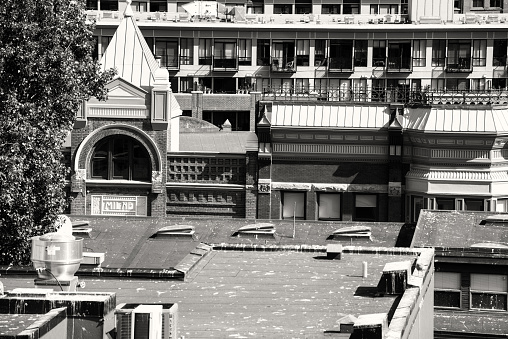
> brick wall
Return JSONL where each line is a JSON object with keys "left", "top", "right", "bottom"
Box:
{"left": 271, "top": 160, "right": 389, "bottom": 185}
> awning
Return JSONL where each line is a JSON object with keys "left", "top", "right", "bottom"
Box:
{"left": 271, "top": 104, "right": 391, "bottom": 128}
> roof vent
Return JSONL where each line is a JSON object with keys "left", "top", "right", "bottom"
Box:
{"left": 152, "top": 225, "right": 196, "bottom": 238}
{"left": 231, "top": 223, "right": 275, "bottom": 238}
{"left": 326, "top": 244, "right": 343, "bottom": 260}
{"left": 327, "top": 226, "right": 371, "bottom": 240}
{"left": 471, "top": 242, "right": 508, "bottom": 249}
{"left": 72, "top": 220, "right": 92, "bottom": 238}
{"left": 480, "top": 215, "right": 508, "bottom": 225}
{"left": 378, "top": 261, "right": 411, "bottom": 295}
{"left": 353, "top": 313, "right": 387, "bottom": 339}
{"left": 337, "top": 314, "right": 357, "bottom": 333}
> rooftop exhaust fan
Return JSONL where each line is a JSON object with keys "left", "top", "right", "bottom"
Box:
{"left": 231, "top": 223, "right": 276, "bottom": 238}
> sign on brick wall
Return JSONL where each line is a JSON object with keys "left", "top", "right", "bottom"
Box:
{"left": 91, "top": 195, "right": 148, "bottom": 216}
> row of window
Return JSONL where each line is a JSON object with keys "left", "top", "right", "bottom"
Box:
{"left": 435, "top": 272, "right": 507, "bottom": 311}
{"left": 282, "top": 192, "right": 377, "bottom": 221}
{"left": 411, "top": 196, "right": 508, "bottom": 223}
{"left": 95, "top": 37, "right": 508, "bottom": 70}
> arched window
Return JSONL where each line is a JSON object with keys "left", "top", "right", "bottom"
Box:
{"left": 91, "top": 136, "right": 151, "bottom": 181}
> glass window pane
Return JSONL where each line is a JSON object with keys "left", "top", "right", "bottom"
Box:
{"left": 318, "top": 194, "right": 341, "bottom": 220}
{"left": 435, "top": 291, "right": 461, "bottom": 308}
{"left": 471, "top": 293, "right": 507, "bottom": 310}
{"left": 283, "top": 192, "right": 305, "bottom": 219}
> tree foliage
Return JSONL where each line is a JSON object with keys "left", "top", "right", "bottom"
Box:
{"left": 0, "top": 0, "right": 115, "bottom": 265}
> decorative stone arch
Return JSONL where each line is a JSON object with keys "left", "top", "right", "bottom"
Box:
{"left": 71, "top": 124, "right": 164, "bottom": 193}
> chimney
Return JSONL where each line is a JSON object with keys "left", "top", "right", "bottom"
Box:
{"left": 353, "top": 313, "right": 387, "bottom": 339}
{"left": 378, "top": 260, "right": 411, "bottom": 295}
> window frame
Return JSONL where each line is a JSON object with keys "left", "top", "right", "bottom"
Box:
{"left": 91, "top": 136, "right": 151, "bottom": 182}
{"left": 472, "top": 40, "right": 487, "bottom": 67}
{"left": 434, "top": 272, "right": 462, "bottom": 309}
{"left": 353, "top": 194, "right": 378, "bottom": 222}
{"left": 470, "top": 274, "right": 508, "bottom": 311}
{"left": 317, "top": 193, "right": 341, "bottom": 221}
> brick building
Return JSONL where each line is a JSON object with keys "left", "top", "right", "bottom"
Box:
{"left": 71, "top": 0, "right": 508, "bottom": 221}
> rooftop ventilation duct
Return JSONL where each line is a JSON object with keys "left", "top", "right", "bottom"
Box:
{"left": 378, "top": 260, "right": 411, "bottom": 295}
{"left": 152, "top": 225, "right": 196, "bottom": 238}
{"left": 71, "top": 220, "right": 92, "bottom": 238}
{"left": 231, "top": 223, "right": 275, "bottom": 238}
{"left": 327, "top": 226, "right": 372, "bottom": 240}
{"left": 480, "top": 215, "right": 508, "bottom": 225}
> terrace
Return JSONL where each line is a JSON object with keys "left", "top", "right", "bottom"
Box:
{"left": 261, "top": 86, "right": 508, "bottom": 106}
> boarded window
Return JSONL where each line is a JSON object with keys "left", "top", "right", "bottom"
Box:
{"left": 318, "top": 193, "right": 341, "bottom": 220}
{"left": 282, "top": 192, "right": 305, "bottom": 219}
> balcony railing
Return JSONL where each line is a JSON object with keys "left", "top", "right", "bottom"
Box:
{"left": 328, "top": 58, "right": 353, "bottom": 72}
{"left": 261, "top": 86, "right": 508, "bottom": 106}
{"left": 387, "top": 57, "right": 412, "bottom": 72}
{"left": 213, "top": 57, "right": 238, "bottom": 71}
{"left": 270, "top": 57, "right": 296, "bottom": 73}
{"left": 446, "top": 58, "right": 472, "bottom": 72}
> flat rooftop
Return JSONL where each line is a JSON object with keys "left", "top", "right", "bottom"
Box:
{"left": 2, "top": 249, "right": 423, "bottom": 338}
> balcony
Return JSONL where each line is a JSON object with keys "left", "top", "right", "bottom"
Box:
{"left": 213, "top": 58, "right": 238, "bottom": 71}
{"left": 446, "top": 58, "right": 472, "bottom": 72}
{"left": 270, "top": 57, "right": 296, "bottom": 73}
{"left": 387, "top": 57, "right": 412, "bottom": 72}
{"left": 328, "top": 58, "right": 353, "bottom": 73}
{"left": 260, "top": 86, "right": 508, "bottom": 106}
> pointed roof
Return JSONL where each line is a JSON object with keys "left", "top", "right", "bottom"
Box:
{"left": 100, "top": 15, "right": 160, "bottom": 88}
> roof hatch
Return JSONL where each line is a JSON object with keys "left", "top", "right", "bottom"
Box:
{"left": 231, "top": 223, "right": 276, "bottom": 238}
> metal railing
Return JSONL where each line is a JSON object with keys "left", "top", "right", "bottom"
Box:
{"left": 261, "top": 86, "right": 508, "bottom": 106}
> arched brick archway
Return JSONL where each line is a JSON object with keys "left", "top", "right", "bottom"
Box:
{"left": 73, "top": 124, "right": 162, "bottom": 175}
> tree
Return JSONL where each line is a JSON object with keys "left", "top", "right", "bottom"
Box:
{"left": 0, "top": 0, "right": 115, "bottom": 265}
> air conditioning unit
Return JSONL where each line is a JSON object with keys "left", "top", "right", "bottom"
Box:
{"left": 115, "top": 303, "right": 178, "bottom": 339}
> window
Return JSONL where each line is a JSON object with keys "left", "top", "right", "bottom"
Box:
{"left": 354, "top": 40, "right": 367, "bottom": 67}
{"left": 432, "top": 40, "right": 446, "bottom": 67}
{"left": 238, "top": 39, "right": 252, "bottom": 66}
{"left": 413, "top": 40, "right": 426, "bottom": 67}
{"left": 435, "top": 272, "right": 461, "bottom": 308}
{"left": 472, "top": 0, "right": 483, "bottom": 7}
{"left": 198, "top": 38, "right": 212, "bottom": 65}
{"left": 464, "top": 199, "right": 485, "bottom": 211}
{"left": 318, "top": 193, "right": 341, "bottom": 220}
{"left": 282, "top": 192, "right": 305, "bottom": 219}
{"left": 150, "top": 0, "right": 167, "bottom": 12}
{"left": 315, "top": 40, "right": 326, "bottom": 66}
{"left": 322, "top": 4, "right": 340, "bottom": 14}
{"left": 447, "top": 40, "right": 471, "bottom": 71}
{"left": 493, "top": 78, "right": 507, "bottom": 90}
{"left": 471, "top": 274, "right": 507, "bottom": 311}
{"left": 100, "top": 0, "right": 118, "bottom": 10}
{"left": 491, "top": 0, "right": 502, "bottom": 7}
{"left": 91, "top": 136, "right": 150, "bottom": 181}
{"left": 295, "top": 0, "right": 312, "bottom": 14}
{"left": 274, "top": 4, "right": 292, "bottom": 14}
{"left": 472, "top": 40, "right": 487, "bottom": 66}
{"left": 248, "top": 0, "right": 264, "bottom": 14}
{"left": 99, "top": 36, "right": 113, "bottom": 60}
{"left": 436, "top": 198, "right": 455, "bottom": 210}
{"left": 454, "top": 0, "right": 463, "bottom": 13}
{"left": 370, "top": 5, "right": 378, "bottom": 14}
{"left": 257, "top": 39, "right": 270, "bottom": 66}
{"left": 296, "top": 40, "right": 310, "bottom": 66}
{"left": 155, "top": 39, "right": 178, "bottom": 68}
{"left": 471, "top": 78, "right": 486, "bottom": 91}
{"left": 180, "top": 38, "right": 193, "bottom": 65}
{"left": 86, "top": 0, "right": 98, "bottom": 10}
{"left": 493, "top": 40, "right": 507, "bottom": 66}
{"left": 354, "top": 194, "right": 377, "bottom": 221}
{"left": 330, "top": 40, "right": 353, "bottom": 70}
{"left": 446, "top": 78, "right": 469, "bottom": 91}
{"left": 388, "top": 41, "right": 411, "bottom": 71}
{"left": 131, "top": 1, "right": 147, "bottom": 12}
{"left": 180, "top": 77, "right": 193, "bottom": 93}
{"left": 343, "top": 0, "right": 360, "bottom": 14}
{"left": 373, "top": 40, "right": 386, "bottom": 67}
{"left": 214, "top": 40, "right": 237, "bottom": 69}
{"left": 412, "top": 196, "right": 424, "bottom": 223}
{"left": 496, "top": 198, "right": 508, "bottom": 212}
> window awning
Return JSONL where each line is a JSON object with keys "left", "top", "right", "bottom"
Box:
{"left": 271, "top": 104, "right": 391, "bottom": 129}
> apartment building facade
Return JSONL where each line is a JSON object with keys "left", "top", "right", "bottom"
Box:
{"left": 70, "top": 0, "right": 508, "bottom": 221}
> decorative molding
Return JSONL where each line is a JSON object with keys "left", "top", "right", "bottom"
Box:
{"left": 151, "top": 171, "right": 163, "bottom": 193}
{"left": 273, "top": 143, "right": 388, "bottom": 155}
{"left": 91, "top": 195, "right": 148, "bottom": 216}
{"left": 406, "top": 168, "right": 508, "bottom": 181}
{"left": 88, "top": 107, "right": 148, "bottom": 118}
{"left": 271, "top": 182, "right": 388, "bottom": 193}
